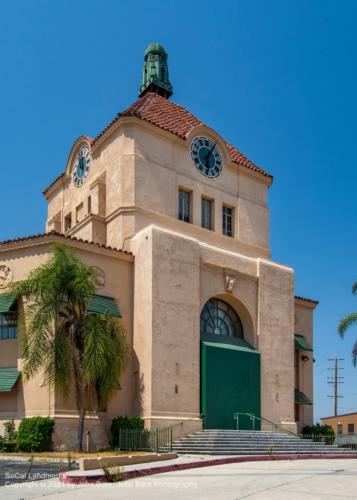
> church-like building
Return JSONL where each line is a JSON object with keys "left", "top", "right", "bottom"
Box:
{"left": 0, "top": 44, "right": 317, "bottom": 448}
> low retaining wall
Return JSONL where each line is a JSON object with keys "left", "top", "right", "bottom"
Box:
{"left": 79, "top": 452, "right": 178, "bottom": 471}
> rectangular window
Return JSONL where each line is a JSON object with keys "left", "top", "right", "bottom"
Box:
{"left": 223, "top": 205, "right": 234, "bottom": 237}
{"left": 87, "top": 196, "right": 92, "bottom": 215}
{"left": 76, "top": 203, "right": 84, "bottom": 223}
{"left": 178, "top": 189, "right": 191, "bottom": 223}
{"left": 348, "top": 423, "right": 354, "bottom": 434}
{"left": 64, "top": 212, "right": 72, "bottom": 232}
{"left": 201, "top": 198, "right": 213, "bottom": 230}
{"left": 0, "top": 312, "right": 17, "bottom": 340}
{"left": 337, "top": 424, "right": 343, "bottom": 434}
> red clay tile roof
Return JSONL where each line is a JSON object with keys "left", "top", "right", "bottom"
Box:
{"left": 94, "top": 93, "right": 272, "bottom": 179}
{"left": 0, "top": 231, "right": 132, "bottom": 256}
{"left": 295, "top": 295, "right": 319, "bottom": 305}
{"left": 43, "top": 173, "right": 65, "bottom": 194}
{"left": 44, "top": 93, "right": 272, "bottom": 194}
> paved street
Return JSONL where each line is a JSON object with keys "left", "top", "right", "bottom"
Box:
{"left": 0, "top": 460, "right": 69, "bottom": 487}
{"left": 1, "top": 458, "right": 357, "bottom": 500}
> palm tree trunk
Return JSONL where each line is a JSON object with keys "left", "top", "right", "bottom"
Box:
{"left": 71, "top": 333, "right": 86, "bottom": 452}
{"left": 77, "top": 402, "right": 85, "bottom": 452}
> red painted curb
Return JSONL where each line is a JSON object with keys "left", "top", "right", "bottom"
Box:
{"left": 59, "top": 471, "right": 106, "bottom": 484}
{"left": 60, "top": 453, "right": 357, "bottom": 484}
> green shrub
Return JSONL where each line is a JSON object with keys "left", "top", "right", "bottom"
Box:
{"left": 3, "top": 420, "right": 16, "bottom": 440}
{"left": 302, "top": 423, "right": 335, "bottom": 444}
{"left": 0, "top": 420, "right": 17, "bottom": 452}
{"left": 0, "top": 435, "right": 16, "bottom": 452}
{"left": 302, "top": 423, "right": 335, "bottom": 437}
{"left": 16, "top": 417, "right": 55, "bottom": 452}
{"left": 111, "top": 416, "right": 144, "bottom": 447}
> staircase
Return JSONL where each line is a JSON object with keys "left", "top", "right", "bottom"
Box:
{"left": 173, "top": 430, "right": 356, "bottom": 455}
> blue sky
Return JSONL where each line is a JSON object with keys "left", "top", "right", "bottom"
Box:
{"left": 1, "top": 0, "right": 356, "bottom": 423}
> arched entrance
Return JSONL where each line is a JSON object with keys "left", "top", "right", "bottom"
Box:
{"left": 200, "top": 298, "right": 261, "bottom": 430}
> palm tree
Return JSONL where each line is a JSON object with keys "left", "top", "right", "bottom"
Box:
{"left": 338, "top": 279, "right": 357, "bottom": 365}
{"left": 12, "top": 245, "right": 129, "bottom": 451}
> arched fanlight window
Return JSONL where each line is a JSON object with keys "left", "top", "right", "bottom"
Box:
{"left": 200, "top": 298, "right": 243, "bottom": 338}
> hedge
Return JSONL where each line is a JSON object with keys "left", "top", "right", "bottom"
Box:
{"left": 16, "top": 417, "right": 55, "bottom": 452}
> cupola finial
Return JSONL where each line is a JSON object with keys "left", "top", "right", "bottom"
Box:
{"left": 139, "top": 43, "right": 173, "bottom": 99}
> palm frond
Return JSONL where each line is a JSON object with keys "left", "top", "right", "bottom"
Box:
{"left": 352, "top": 280, "right": 357, "bottom": 295}
{"left": 43, "top": 321, "right": 72, "bottom": 394}
{"left": 337, "top": 313, "right": 357, "bottom": 337}
{"left": 352, "top": 340, "right": 357, "bottom": 367}
{"left": 83, "top": 314, "right": 129, "bottom": 406}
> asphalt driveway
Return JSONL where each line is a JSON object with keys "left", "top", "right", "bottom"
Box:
{"left": 0, "top": 459, "right": 74, "bottom": 486}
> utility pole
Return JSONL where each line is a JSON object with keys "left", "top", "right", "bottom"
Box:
{"left": 327, "top": 358, "right": 344, "bottom": 416}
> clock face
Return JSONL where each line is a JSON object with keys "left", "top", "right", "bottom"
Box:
{"left": 190, "top": 136, "right": 224, "bottom": 178}
{"left": 73, "top": 144, "right": 91, "bottom": 187}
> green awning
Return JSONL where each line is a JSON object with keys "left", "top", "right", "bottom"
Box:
{"left": 0, "top": 368, "right": 20, "bottom": 392}
{"left": 294, "top": 334, "right": 313, "bottom": 352}
{"left": 295, "top": 388, "right": 312, "bottom": 405}
{"left": 87, "top": 295, "right": 121, "bottom": 318}
{"left": 201, "top": 339, "right": 259, "bottom": 355}
{"left": 0, "top": 293, "right": 16, "bottom": 314}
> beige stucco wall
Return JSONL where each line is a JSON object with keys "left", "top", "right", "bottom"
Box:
{"left": 131, "top": 224, "right": 300, "bottom": 433}
{"left": 258, "top": 260, "right": 296, "bottom": 432}
{"left": 131, "top": 225, "right": 201, "bottom": 432}
{"left": 0, "top": 239, "right": 133, "bottom": 446}
{"left": 45, "top": 119, "right": 271, "bottom": 259}
{"left": 294, "top": 299, "right": 315, "bottom": 429}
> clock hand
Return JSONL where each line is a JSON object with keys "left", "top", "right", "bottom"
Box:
{"left": 205, "top": 141, "right": 217, "bottom": 167}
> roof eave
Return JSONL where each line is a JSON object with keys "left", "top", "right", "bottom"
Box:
{"left": 0, "top": 231, "right": 133, "bottom": 260}
{"left": 295, "top": 295, "right": 319, "bottom": 308}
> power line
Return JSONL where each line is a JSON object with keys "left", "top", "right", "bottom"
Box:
{"left": 327, "top": 358, "right": 344, "bottom": 416}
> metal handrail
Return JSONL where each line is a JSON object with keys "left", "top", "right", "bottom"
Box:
{"left": 233, "top": 412, "right": 298, "bottom": 437}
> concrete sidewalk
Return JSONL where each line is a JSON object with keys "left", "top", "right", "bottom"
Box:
{"left": 60, "top": 451, "right": 357, "bottom": 484}
{"left": 2, "top": 458, "right": 357, "bottom": 500}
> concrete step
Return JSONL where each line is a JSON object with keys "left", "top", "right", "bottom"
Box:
{"left": 173, "top": 449, "right": 342, "bottom": 454}
{"left": 173, "top": 443, "right": 339, "bottom": 450}
{"left": 172, "top": 430, "right": 347, "bottom": 456}
{"left": 174, "top": 437, "right": 317, "bottom": 442}
{"left": 172, "top": 449, "right": 357, "bottom": 455}
{"left": 174, "top": 439, "right": 331, "bottom": 445}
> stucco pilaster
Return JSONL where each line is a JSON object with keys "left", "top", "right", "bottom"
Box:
{"left": 132, "top": 226, "right": 201, "bottom": 427}
{"left": 257, "top": 259, "right": 296, "bottom": 432}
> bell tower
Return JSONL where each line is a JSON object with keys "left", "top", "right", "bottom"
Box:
{"left": 139, "top": 43, "right": 173, "bottom": 98}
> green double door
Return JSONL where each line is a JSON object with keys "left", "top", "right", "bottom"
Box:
{"left": 200, "top": 340, "right": 261, "bottom": 430}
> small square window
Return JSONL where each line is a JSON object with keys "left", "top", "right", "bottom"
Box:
{"left": 87, "top": 196, "right": 92, "bottom": 215}
{"left": 348, "top": 423, "right": 354, "bottom": 434}
{"left": 337, "top": 424, "right": 343, "bottom": 434}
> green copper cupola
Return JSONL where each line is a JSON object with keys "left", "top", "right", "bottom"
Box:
{"left": 139, "top": 43, "right": 173, "bottom": 99}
